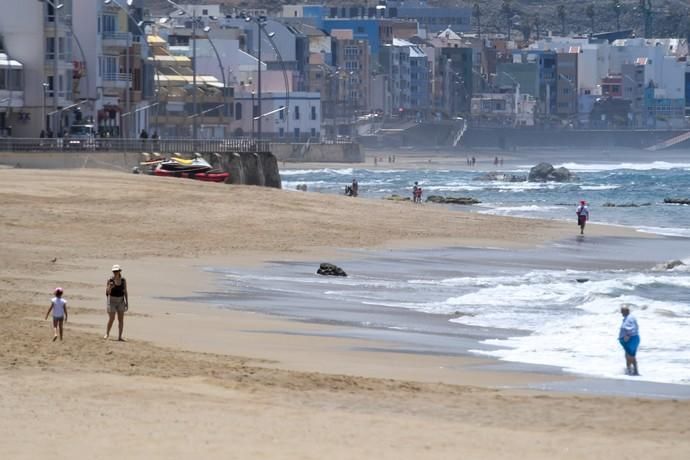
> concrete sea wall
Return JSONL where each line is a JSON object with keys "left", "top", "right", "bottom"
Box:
{"left": 0, "top": 150, "right": 282, "bottom": 188}
{"left": 270, "top": 142, "right": 364, "bottom": 163}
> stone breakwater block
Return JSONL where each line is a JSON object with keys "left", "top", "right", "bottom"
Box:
{"left": 384, "top": 194, "right": 411, "bottom": 201}
{"left": 426, "top": 195, "right": 481, "bottom": 205}
{"left": 317, "top": 263, "right": 347, "bottom": 277}
{"left": 664, "top": 197, "right": 690, "bottom": 205}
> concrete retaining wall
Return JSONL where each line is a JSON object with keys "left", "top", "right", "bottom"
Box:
{"left": 0, "top": 150, "right": 282, "bottom": 188}
{"left": 270, "top": 142, "right": 364, "bottom": 163}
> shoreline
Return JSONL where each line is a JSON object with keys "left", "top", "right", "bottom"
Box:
{"left": 185, "top": 236, "right": 690, "bottom": 396}
{"left": 3, "top": 168, "right": 690, "bottom": 458}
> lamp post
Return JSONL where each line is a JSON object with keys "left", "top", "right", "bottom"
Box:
{"left": 164, "top": 0, "right": 227, "bottom": 139}
{"left": 104, "top": 0, "right": 149, "bottom": 138}
{"left": 41, "top": 0, "right": 64, "bottom": 135}
{"left": 42, "top": 82, "right": 49, "bottom": 133}
{"left": 42, "top": 0, "right": 92, "bottom": 133}
{"left": 244, "top": 15, "right": 268, "bottom": 141}
{"left": 500, "top": 72, "right": 520, "bottom": 126}
{"left": 251, "top": 90, "right": 255, "bottom": 138}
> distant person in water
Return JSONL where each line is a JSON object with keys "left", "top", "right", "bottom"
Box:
{"left": 351, "top": 178, "right": 359, "bottom": 197}
{"left": 618, "top": 305, "right": 640, "bottom": 376}
{"left": 576, "top": 200, "right": 590, "bottom": 235}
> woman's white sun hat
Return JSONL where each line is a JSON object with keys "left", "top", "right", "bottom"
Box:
{"left": 112, "top": 264, "right": 121, "bottom": 272}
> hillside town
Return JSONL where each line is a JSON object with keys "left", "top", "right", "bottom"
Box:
{"left": 1, "top": 0, "right": 689, "bottom": 145}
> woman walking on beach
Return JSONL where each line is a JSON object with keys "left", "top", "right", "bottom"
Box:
{"left": 105, "top": 264, "right": 128, "bottom": 341}
{"left": 45, "top": 287, "right": 68, "bottom": 341}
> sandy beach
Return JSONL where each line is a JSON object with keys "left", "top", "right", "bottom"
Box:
{"left": 2, "top": 167, "right": 689, "bottom": 459}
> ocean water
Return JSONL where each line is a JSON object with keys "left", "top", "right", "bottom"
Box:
{"left": 206, "top": 157, "right": 690, "bottom": 385}
{"left": 280, "top": 160, "right": 690, "bottom": 236}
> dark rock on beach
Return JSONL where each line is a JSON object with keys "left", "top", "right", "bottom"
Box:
{"left": 426, "top": 195, "right": 481, "bottom": 205}
{"left": 664, "top": 197, "right": 690, "bottom": 205}
{"left": 384, "top": 194, "right": 412, "bottom": 201}
{"left": 528, "top": 162, "right": 576, "bottom": 182}
{"left": 317, "top": 263, "right": 347, "bottom": 277}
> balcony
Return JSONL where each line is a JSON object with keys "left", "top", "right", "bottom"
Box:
{"left": 103, "top": 72, "right": 132, "bottom": 89}
{"left": 102, "top": 31, "right": 132, "bottom": 49}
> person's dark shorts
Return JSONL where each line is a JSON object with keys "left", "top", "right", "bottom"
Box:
{"left": 578, "top": 215, "right": 587, "bottom": 226}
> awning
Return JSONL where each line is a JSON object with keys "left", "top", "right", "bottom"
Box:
{"left": 0, "top": 53, "right": 23, "bottom": 69}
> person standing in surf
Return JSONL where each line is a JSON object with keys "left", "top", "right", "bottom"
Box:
{"left": 618, "top": 305, "right": 640, "bottom": 376}
{"left": 576, "top": 200, "right": 589, "bottom": 235}
{"left": 105, "top": 264, "right": 128, "bottom": 341}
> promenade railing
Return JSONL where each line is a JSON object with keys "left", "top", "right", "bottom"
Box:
{"left": 0, "top": 137, "right": 272, "bottom": 154}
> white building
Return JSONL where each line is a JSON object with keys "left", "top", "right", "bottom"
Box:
{"left": 0, "top": 0, "right": 75, "bottom": 137}
{"left": 530, "top": 37, "right": 610, "bottom": 96}
{"left": 610, "top": 38, "right": 686, "bottom": 101}
{"left": 233, "top": 90, "right": 321, "bottom": 141}
{"left": 0, "top": 52, "right": 24, "bottom": 136}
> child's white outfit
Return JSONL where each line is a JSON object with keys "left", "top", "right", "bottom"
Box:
{"left": 51, "top": 297, "right": 67, "bottom": 318}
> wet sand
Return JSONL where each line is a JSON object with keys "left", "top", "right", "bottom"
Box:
{"left": 1, "top": 168, "right": 689, "bottom": 459}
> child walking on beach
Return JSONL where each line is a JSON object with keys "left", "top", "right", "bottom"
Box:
{"left": 45, "top": 287, "right": 68, "bottom": 341}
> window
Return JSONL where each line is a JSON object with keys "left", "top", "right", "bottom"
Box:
{"left": 99, "top": 55, "right": 118, "bottom": 78}
{"left": 46, "top": 38, "right": 56, "bottom": 61}
{"left": 311, "top": 128, "right": 316, "bottom": 137}
{"left": 235, "top": 102, "right": 242, "bottom": 120}
{"left": 47, "top": 75, "right": 55, "bottom": 97}
{"left": 202, "top": 9, "right": 208, "bottom": 15}
{"left": 294, "top": 106, "right": 300, "bottom": 120}
{"left": 279, "top": 106, "right": 285, "bottom": 120}
{"left": 279, "top": 127, "right": 284, "bottom": 137}
{"left": 311, "top": 106, "right": 316, "bottom": 120}
{"left": 294, "top": 128, "right": 300, "bottom": 139}
{"left": 102, "top": 14, "right": 117, "bottom": 34}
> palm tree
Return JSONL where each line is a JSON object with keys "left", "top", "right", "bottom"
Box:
{"left": 611, "top": 0, "right": 622, "bottom": 31}
{"left": 586, "top": 4, "right": 595, "bottom": 35}
{"left": 639, "top": 0, "right": 653, "bottom": 37}
{"left": 473, "top": 3, "right": 482, "bottom": 38}
{"left": 557, "top": 4, "right": 566, "bottom": 36}
{"left": 501, "top": 0, "right": 513, "bottom": 40}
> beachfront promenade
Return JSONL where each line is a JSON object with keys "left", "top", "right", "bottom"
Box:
{"left": 0, "top": 138, "right": 272, "bottom": 155}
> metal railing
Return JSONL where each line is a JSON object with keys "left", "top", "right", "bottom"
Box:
{"left": 103, "top": 72, "right": 132, "bottom": 82}
{"left": 102, "top": 31, "right": 132, "bottom": 42}
{"left": 0, "top": 138, "right": 272, "bottom": 154}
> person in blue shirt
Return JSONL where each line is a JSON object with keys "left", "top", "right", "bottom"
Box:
{"left": 618, "top": 305, "right": 640, "bottom": 376}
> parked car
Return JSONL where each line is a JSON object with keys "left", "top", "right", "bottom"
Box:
{"left": 65, "top": 123, "right": 97, "bottom": 149}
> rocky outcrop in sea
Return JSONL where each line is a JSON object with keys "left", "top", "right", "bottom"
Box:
{"left": 528, "top": 162, "right": 576, "bottom": 182}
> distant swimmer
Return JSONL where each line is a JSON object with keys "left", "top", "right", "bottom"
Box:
{"left": 576, "top": 200, "right": 590, "bottom": 235}
{"left": 618, "top": 305, "right": 640, "bottom": 376}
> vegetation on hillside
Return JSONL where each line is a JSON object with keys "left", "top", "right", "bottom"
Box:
{"left": 145, "top": 0, "right": 690, "bottom": 40}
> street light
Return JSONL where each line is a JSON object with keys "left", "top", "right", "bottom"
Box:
{"left": 500, "top": 71, "right": 520, "bottom": 126}
{"left": 165, "top": 0, "right": 228, "bottom": 140}
{"left": 40, "top": 0, "right": 63, "bottom": 135}
{"left": 42, "top": 82, "right": 49, "bottom": 133}
{"left": 244, "top": 14, "right": 269, "bottom": 141}
{"left": 104, "top": 0, "right": 148, "bottom": 138}
{"left": 41, "top": 0, "right": 92, "bottom": 134}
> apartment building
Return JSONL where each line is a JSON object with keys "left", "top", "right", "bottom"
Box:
{"left": 0, "top": 50, "right": 24, "bottom": 136}
{"left": 0, "top": 0, "right": 76, "bottom": 137}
